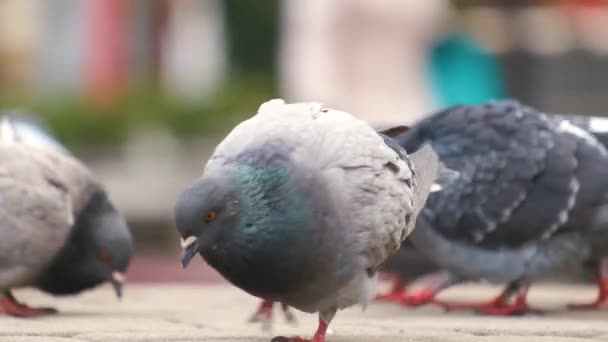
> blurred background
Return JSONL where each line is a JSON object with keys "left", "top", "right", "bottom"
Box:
{"left": 1, "top": 0, "right": 607, "bottom": 283}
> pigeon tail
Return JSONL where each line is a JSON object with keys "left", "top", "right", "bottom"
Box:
{"left": 409, "top": 144, "right": 458, "bottom": 210}
{"left": 0, "top": 113, "right": 69, "bottom": 154}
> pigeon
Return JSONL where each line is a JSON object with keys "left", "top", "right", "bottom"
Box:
{"left": 174, "top": 99, "right": 453, "bottom": 342}
{"left": 381, "top": 100, "right": 608, "bottom": 315}
{"left": 376, "top": 111, "right": 608, "bottom": 306}
{"left": 0, "top": 114, "right": 133, "bottom": 317}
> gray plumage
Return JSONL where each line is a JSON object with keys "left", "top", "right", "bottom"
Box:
{"left": 380, "top": 240, "right": 439, "bottom": 284}
{"left": 0, "top": 114, "right": 133, "bottom": 316}
{"left": 175, "top": 99, "right": 448, "bottom": 340}
{"left": 387, "top": 100, "right": 608, "bottom": 311}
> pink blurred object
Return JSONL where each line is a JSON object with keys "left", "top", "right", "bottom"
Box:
{"left": 84, "top": 0, "right": 128, "bottom": 107}
{"left": 125, "top": 253, "right": 227, "bottom": 284}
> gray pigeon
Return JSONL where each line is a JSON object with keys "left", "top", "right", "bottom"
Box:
{"left": 383, "top": 100, "right": 608, "bottom": 315}
{"left": 174, "top": 99, "right": 451, "bottom": 342}
{"left": 0, "top": 114, "right": 133, "bottom": 317}
{"left": 377, "top": 111, "right": 608, "bottom": 306}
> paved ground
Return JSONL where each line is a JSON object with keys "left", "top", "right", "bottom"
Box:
{"left": 2, "top": 283, "right": 608, "bottom": 342}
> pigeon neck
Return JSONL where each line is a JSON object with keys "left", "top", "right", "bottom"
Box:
{"left": 202, "top": 163, "right": 317, "bottom": 297}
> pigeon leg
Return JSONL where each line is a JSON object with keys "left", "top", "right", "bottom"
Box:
{"left": 434, "top": 281, "right": 520, "bottom": 312}
{"left": 474, "top": 284, "right": 542, "bottom": 316}
{"left": 272, "top": 306, "right": 336, "bottom": 342}
{"left": 0, "top": 291, "right": 57, "bottom": 318}
{"left": 569, "top": 258, "right": 608, "bottom": 310}
{"left": 248, "top": 299, "right": 275, "bottom": 331}
{"left": 376, "top": 275, "right": 409, "bottom": 303}
{"left": 280, "top": 302, "right": 297, "bottom": 325}
{"left": 401, "top": 272, "right": 461, "bottom": 307}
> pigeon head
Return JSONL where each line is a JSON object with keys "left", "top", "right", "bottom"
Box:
{"left": 36, "top": 190, "right": 133, "bottom": 299}
{"left": 175, "top": 151, "right": 324, "bottom": 298}
{"left": 174, "top": 171, "right": 242, "bottom": 269}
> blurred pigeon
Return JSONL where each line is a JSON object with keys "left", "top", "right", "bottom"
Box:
{"left": 248, "top": 299, "right": 297, "bottom": 331}
{"left": 382, "top": 100, "right": 608, "bottom": 315}
{"left": 175, "top": 99, "right": 453, "bottom": 342}
{"left": 0, "top": 114, "right": 133, "bottom": 317}
{"left": 377, "top": 112, "right": 608, "bottom": 305}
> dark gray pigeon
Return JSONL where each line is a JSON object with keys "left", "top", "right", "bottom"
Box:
{"left": 174, "top": 99, "right": 452, "bottom": 342}
{"left": 377, "top": 111, "right": 608, "bottom": 306}
{"left": 382, "top": 100, "right": 608, "bottom": 315}
{"left": 0, "top": 114, "right": 133, "bottom": 317}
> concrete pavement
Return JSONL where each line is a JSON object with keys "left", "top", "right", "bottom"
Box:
{"left": 2, "top": 283, "right": 608, "bottom": 341}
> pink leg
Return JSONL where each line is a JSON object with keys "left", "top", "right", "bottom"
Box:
{"left": 569, "top": 258, "right": 608, "bottom": 310}
{"left": 401, "top": 272, "right": 460, "bottom": 307}
{"left": 0, "top": 291, "right": 57, "bottom": 318}
{"left": 473, "top": 285, "right": 540, "bottom": 316}
{"left": 248, "top": 299, "right": 274, "bottom": 330}
{"left": 435, "top": 282, "right": 541, "bottom": 316}
{"left": 272, "top": 308, "right": 335, "bottom": 342}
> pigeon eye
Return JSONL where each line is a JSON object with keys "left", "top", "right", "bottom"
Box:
{"left": 99, "top": 250, "right": 112, "bottom": 263}
{"left": 204, "top": 211, "right": 217, "bottom": 223}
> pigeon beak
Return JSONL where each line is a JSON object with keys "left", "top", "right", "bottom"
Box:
{"left": 110, "top": 271, "right": 124, "bottom": 300}
{"left": 180, "top": 236, "right": 198, "bottom": 269}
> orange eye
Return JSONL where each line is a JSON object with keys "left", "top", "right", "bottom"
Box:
{"left": 205, "top": 211, "right": 217, "bottom": 223}
{"left": 99, "top": 250, "right": 112, "bottom": 263}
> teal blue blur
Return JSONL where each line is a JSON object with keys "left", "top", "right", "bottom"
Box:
{"left": 428, "top": 32, "right": 506, "bottom": 107}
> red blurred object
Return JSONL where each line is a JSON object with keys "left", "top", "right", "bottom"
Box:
{"left": 84, "top": 0, "right": 129, "bottom": 108}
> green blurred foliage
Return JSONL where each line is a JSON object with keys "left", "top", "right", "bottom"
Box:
{"left": 0, "top": 1, "right": 281, "bottom": 149}
{"left": 0, "top": 74, "right": 276, "bottom": 148}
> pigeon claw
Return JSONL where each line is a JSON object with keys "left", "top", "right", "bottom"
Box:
{"left": 376, "top": 276, "right": 409, "bottom": 304}
{"left": 0, "top": 292, "right": 57, "bottom": 318}
{"left": 376, "top": 291, "right": 409, "bottom": 303}
{"left": 401, "top": 288, "right": 436, "bottom": 307}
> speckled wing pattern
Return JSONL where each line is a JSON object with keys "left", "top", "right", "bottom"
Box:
{"left": 399, "top": 101, "right": 601, "bottom": 250}
{"left": 206, "top": 99, "right": 416, "bottom": 274}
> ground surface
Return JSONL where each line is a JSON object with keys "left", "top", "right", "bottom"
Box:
{"left": 2, "top": 283, "right": 608, "bottom": 342}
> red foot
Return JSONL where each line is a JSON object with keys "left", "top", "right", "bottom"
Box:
{"left": 376, "top": 276, "right": 408, "bottom": 303}
{"left": 435, "top": 298, "right": 540, "bottom": 316}
{"left": 376, "top": 291, "right": 409, "bottom": 303}
{"left": 568, "top": 261, "right": 608, "bottom": 311}
{"left": 401, "top": 288, "right": 436, "bottom": 307}
{"left": 1, "top": 293, "right": 57, "bottom": 318}
{"left": 437, "top": 285, "right": 540, "bottom": 316}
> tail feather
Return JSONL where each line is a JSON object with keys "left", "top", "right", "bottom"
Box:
{"left": 0, "top": 111, "right": 68, "bottom": 154}
{"left": 409, "top": 144, "right": 458, "bottom": 210}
